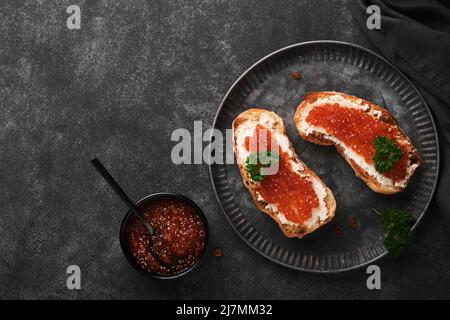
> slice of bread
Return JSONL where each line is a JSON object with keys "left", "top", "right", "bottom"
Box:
{"left": 294, "top": 91, "right": 421, "bottom": 194}
{"left": 233, "top": 108, "right": 336, "bottom": 238}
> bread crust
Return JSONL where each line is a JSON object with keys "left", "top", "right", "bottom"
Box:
{"left": 294, "top": 91, "right": 421, "bottom": 194}
{"left": 233, "top": 108, "right": 336, "bottom": 238}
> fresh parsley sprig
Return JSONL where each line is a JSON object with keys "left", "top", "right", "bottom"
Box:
{"left": 373, "top": 136, "right": 403, "bottom": 173}
{"left": 245, "top": 151, "right": 280, "bottom": 182}
{"left": 372, "top": 208, "right": 416, "bottom": 256}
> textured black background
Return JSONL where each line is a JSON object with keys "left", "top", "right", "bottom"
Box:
{"left": 1, "top": 0, "right": 449, "bottom": 299}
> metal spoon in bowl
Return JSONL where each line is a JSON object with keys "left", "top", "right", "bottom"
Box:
{"left": 90, "top": 158, "right": 179, "bottom": 268}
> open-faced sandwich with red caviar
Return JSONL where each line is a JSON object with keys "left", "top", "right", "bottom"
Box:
{"left": 295, "top": 92, "right": 421, "bottom": 194}
{"left": 233, "top": 109, "right": 336, "bottom": 238}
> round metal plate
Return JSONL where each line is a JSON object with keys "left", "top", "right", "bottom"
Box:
{"left": 209, "top": 41, "right": 439, "bottom": 272}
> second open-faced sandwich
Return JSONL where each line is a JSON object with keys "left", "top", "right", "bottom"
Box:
{"left": 295, "top": 91, "right": 421, "bottom": 194}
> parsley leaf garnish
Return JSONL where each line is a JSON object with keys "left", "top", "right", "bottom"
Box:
{"left": 372, "top": 208, "right": 416, "bottom": 256}
{"left": 245, "top": 151, "right": 280, "bottom": 182}
{"left": 373, "top": 136, "right": 403, "bottom": 173}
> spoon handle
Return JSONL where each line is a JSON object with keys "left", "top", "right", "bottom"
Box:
{"left": 90, "top": 158, "right": 155, "bottom": 236}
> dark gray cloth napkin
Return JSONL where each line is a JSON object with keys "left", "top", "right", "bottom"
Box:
{"left": 349, "top": 0, "right": 450, "bottom": 231}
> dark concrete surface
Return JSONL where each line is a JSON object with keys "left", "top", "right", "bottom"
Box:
{"left": 1, "top": 0, "right": 449, "bottom": 299}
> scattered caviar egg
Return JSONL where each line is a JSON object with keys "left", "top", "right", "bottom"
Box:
{"left": 291, "top": 71, "right": 301, "bottom": 79}
{"left": 215, "top": 248, "right": 223, "bottom": 257}
{"left": 349, "top": 218, "right": 358, "bottom": 229}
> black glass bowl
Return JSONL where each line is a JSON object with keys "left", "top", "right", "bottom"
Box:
{"left": 119, "top": 192, "right": 209, "bottom": 279}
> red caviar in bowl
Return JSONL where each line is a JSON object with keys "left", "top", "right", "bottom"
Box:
{"left": 126, "top": 198, "right": 206, "bottom": 276}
